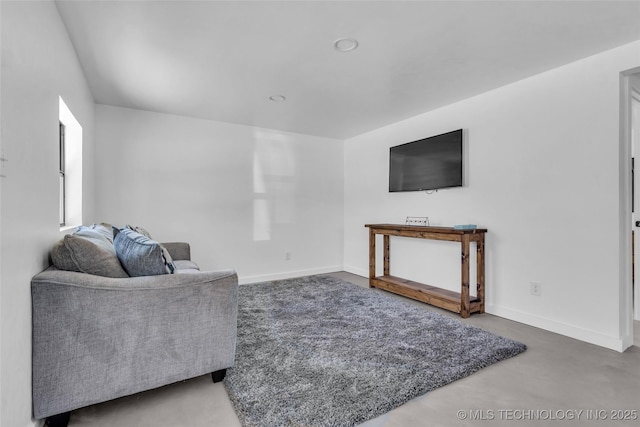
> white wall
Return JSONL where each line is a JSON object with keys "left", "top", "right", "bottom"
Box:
{"left": 94, "top": 105, "right": 344, "bottom": 283}
{"left": 344, "top": 41, "right": 640, "bottom": 351}
{"left": 0, "top": 1, "right": 96, "bottom": 426}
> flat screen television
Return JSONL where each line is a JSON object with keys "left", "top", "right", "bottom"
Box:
{"left": 389, "top": 129, "right": 463, "bottom": 192}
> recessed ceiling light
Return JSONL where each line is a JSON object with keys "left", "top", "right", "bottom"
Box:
{"left": 269, "top": 95, "right": 286, "bottom": 102}
{"left": 334, "top": 38, "right": 359, "bottom": 52}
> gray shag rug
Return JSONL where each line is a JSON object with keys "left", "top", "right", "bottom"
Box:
{"left": 224, "top": 275, "right": 526, "bottom": 427}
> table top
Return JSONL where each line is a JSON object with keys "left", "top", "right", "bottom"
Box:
{"left": 365, "top": 224, "right": 487, "bottom": 234}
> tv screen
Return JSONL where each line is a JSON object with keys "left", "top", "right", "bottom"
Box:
{"left": 389, "top": 129, "right": 463, "bottom": 192}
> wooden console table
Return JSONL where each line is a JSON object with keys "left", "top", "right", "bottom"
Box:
{"left": 365, "top": 224, "right": 487, "bottom": 318}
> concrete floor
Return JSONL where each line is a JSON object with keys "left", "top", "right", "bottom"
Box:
{"left": 70, "top": 272, "right": 640, "bottom": 427}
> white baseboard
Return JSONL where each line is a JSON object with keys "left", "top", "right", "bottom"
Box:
{"left": 487, "top": 304, "right": 632, "bottom": 352}
{"left": 343, "top": 265, "right": 368, "bottom": 278}
{"left": 238, "top": 265, "right": 344, "bottom": 285}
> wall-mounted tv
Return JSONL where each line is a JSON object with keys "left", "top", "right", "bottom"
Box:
{"left": 389, "top": 129, "right": 463, "bottom": 192}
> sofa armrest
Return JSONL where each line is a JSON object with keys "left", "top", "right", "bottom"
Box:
{"left": 31, "top": 267, "right": 238, "bottom": 419}
{"left": 161, "top": 242, "right": 191, "bottom": 261}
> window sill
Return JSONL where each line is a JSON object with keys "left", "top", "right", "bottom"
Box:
{"left": 60, "top": 224, "right": 78, "bottom": 233}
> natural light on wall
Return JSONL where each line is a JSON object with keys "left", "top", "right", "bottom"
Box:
{"left": 59, "top": 96, "right": 82, "bottom": 230}
{"left": 252, "top": 131, "right": 297, "bottom": 241}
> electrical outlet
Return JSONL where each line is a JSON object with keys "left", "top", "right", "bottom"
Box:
{"left": 530, "top": 282, "right": 542, "bottom": 296}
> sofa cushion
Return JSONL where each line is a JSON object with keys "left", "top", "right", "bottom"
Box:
{"left": 125, "top": 224, "right": 152, "bottom": 238}
{"left": 173, "top": 260, "right": 199, "bottom": 271}
{"left": 113, "top": 228, "right": 176, "bottom": 277}
{"left": 80, "top": 223, "right": 115, "bottom": 242}
{"left": 161, "top": 242, "right": 191, "bottom": 261}
{"left": 51, "top": 226, "right": 129, "bottom": 278}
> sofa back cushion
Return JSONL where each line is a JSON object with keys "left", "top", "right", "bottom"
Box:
{"left": 113, "top": 228, "right": 176, "bottom": 277}
{"left": 125, "top": 224, "right": 152, "bottom": 238}
{"left": 51, "top": 226, "right": 129, "bottom": 278}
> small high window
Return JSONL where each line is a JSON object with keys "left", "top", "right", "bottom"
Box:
{"left": 59, "top": 122, "right": 66, "bottom": 226}
{"left": 59, "top": 97, "right": 82, "bottom": 230}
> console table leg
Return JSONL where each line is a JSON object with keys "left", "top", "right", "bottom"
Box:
{"left": 383, "top": 235, "right": 390, "bottom": 276}
{"left": 369, "top": 228, "right": 376, "bottom": 287}
{"left": 460, "top": 235, "right": 470, "bottom": 318}
{"left": 477, "top": 236, "right": 485, "bottom": 313}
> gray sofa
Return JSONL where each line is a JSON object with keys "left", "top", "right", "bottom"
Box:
{"left": 31, "top": 227, "right": 238, "bottom": 426}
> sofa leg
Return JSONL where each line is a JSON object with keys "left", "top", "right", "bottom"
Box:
{"left": 211, "top": 369, "right": 226, "bottom": 383}
{"left": 45, "top": 411, "right": 71, "bottom": 427}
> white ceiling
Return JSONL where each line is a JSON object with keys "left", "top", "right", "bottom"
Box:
{"left": 55, "top": 1, "right": 640, "bottom": 140}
